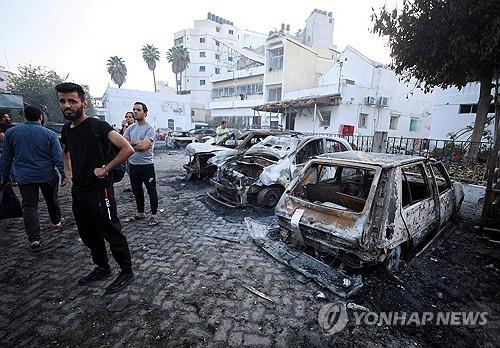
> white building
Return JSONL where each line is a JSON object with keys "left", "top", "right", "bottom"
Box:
{"left": 209, "top": 66, "right": 264, "bottom": 127}
{"left": 255, "top": 46, "right": 432, "bottom": 138}
{"left": 173, "top": 12, "right": 266, "bottom": 123}
{"left": 430, "top": 83, "right": 496, "bottom": 140}
{"left": 295, "top": 9, "right": 335, "bottom": 50}
{"left": 101, "top": 87, "right": 192, "bottom": 131}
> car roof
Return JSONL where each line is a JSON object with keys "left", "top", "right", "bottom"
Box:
{"left": 316, "top": 151, "right": 426, "bottom": 168}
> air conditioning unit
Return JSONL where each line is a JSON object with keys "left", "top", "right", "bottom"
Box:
{"left": 378, "top": 97, "right": 388, "bottom": 107}
{"left": 364, "top": 96, "right": 376, "bottom": 105}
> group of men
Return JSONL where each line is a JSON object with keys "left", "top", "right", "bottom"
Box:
{"left": 0, "top": 82, "right": 159, "bottom": 294}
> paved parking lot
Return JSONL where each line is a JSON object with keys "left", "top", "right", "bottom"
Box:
{"left": 0, "top": 150, "right": 498, "bottom": 347}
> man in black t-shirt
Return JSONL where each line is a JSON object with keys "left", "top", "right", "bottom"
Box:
{"left": 56, "top": 82, "right": 135, "bottom": 294}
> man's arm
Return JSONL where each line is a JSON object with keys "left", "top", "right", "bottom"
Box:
{"left": 51, "top": 135, "right": 65, "bottom": 178}
{"left": 94, "top": 131, "right": 134, "bottom": 178}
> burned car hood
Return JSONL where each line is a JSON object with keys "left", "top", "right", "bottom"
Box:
{"left": 186, "top": 142, "right": 228, "bottom": 156}
{"left": 244, "top": 136, "right": 299, "bottom": 159}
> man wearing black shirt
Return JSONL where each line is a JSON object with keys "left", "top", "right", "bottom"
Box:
{"left": 57, "top": 82, "right": 135, "bottom": 294}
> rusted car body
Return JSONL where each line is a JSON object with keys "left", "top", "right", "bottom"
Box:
{"left": 165, "top": 131, "right": 198, "bottom": 149}
{"left": 208, "top": 135, "right": 352, "bottom": 208}
{"left": 184, "top": 130, "right": 294, "bottom": 180}
{"left": 275, "top": 151, "right": 464, "bottom": 272}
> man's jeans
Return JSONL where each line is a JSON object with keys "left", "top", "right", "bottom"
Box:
{"left": 18, "top": 178, "right": 61, "bottom": 242}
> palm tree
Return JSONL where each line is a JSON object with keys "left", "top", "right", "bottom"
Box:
{"left": 141, "top": 44, "right": 160, "bottom": 92}
{"left": 106, "top": 56, "right": 127, "bottom": 88}
{"left": 166, "top": 46, "right": 190, "bottom": 94}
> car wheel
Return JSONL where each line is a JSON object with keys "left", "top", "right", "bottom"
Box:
{"left": 256, "top": 187, "right": 283, "bottom": 209}
{"left": 383, "top": 245, "right": 401, "bottom": 274}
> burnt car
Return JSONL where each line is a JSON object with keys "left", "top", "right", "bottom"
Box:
{"left": 275, "top": 152, "right": 464, "bottom": 273}
{"left": 188, "top": 127, "right": 216, "bottom": 142}
{"left": 208, "top": 135, "right": 352, "bottom": 208}
{"left": 165, "top": 131, "right": 198, "bottom": 149}
{"left": 184, "top": 130, "right": 294, "bottom": 180}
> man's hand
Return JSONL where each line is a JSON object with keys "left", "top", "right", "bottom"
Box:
{"left": 61, "top": 176, "right": 72, "bottom": 187}
{"left": 121, "top": 120, "right": 127, "bottom": 127}
{"left": 94, "top": 166, "right": 108, "bottom": 179}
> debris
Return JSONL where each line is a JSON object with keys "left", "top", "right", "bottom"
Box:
{"left": 485, "top": 264, "right": 494, "bottom": 269}
{"left": 107, "top": 297, "right": 129, "bottom": 312}
{"left": 314, "top": 291, "right": 327, "bottom": 300}
{"left": 246, "top": 218, "right": 363, "bottom": 298}
{"left": 347, "top": 303, "right": 370, "bottom": 312}
{"left": 241, "top": 283, "right": 273, "bottom": 303}
{"left": 437, "top": 292, "right": 443, "bottom": 299}
{"left": 397, "top": 284, "right": 405, "bottom": 291}
{"left": 159, "top": 209, "right": 165, "bottom": 213}
{"left": 430, "top": 257, "right": 439, "bottom": 262}
{"left": 202, "top": 234, "right": 240, "bottom": 243}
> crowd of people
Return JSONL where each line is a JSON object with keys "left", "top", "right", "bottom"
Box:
{"left": 0, "top": 82, "right": 160, "bottom": 294}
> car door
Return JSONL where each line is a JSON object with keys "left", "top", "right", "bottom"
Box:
{"left": 400, "top": 162, "right": 439, "bottom": 246}
{"left": 292, "top": 139, "right": 325, "bottom": 176}
{"left": 429, "top": 161, "right": 455, "bottom": 227}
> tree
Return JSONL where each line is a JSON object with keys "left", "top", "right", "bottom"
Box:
{"left": 107, "top": 56, "right": 127, "bottom": 88}
{"left": 372, "top": 0, "right": 500, "bottom": 163}
{"left": 166, "top": 46, "right": 190, "bottom": 94}
{"left": 7, "top": 64, "right": 97, "bottom": 123}
{"left": 141, "top": 44, "right": 160, "bottom": 92}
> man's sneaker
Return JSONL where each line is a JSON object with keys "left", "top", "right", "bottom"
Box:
{"left": 52, "top": 217, "right": 66, "bottom": 230}
{"left": 78, "top": 266, "right": 112, "bottom": 285}
{"left": 105, "top": 271, "right": 134, "bottom": 294}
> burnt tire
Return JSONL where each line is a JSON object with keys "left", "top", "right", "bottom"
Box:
{"left": 383, "top": 245, "right": 401, "bottom": 274}
{"left": 256, "top": 186, "right": 284, "bottom": 209}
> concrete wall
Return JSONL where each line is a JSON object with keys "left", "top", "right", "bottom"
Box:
{"left": 430, "top": 83, "right": 496, "bottom": 140}
{"left": 282, "top": 40, "right": 318, "bottom": 93}
{"left": 102, "top": 88, "right": 192, "bottom": 131}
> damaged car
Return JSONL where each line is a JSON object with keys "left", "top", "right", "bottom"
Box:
{"left": 184, "top": 129, "right": 294, "bottom": 180}
{"left": 275, "top": 151, "right": 464, "bottom": 273}
{"left": 208, "top": 135, "right": 352, "bottom": 208}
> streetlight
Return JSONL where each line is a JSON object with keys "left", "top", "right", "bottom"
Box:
{"left": 337, "top": 58, "right": 347, "bottom": 94}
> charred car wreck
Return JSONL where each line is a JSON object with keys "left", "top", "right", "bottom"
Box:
{"left": 208, "top": 135, "right": 352, "bottom": 208}
{"left": 184, "top": 130, "right": 298, "bottom": 180}
{"left": 275, "top": 152, "right": 464, "bottom": 272}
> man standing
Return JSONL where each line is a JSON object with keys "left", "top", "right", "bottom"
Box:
{"left": 0, "top": 106, "right": 65, "bottom": 251}
{"left": 56, "top": 82, "right": 135, "bottom": 294}
{"left": 119, "top": 111, "right": 135, "bottom": 135}
{"left": 123, "top": 102, "right": 159, "bottom": 226}
{"left": 215, "top": 120, "right": 229, "bottom": 142}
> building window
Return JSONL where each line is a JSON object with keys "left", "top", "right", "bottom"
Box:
{"left": 389, "top": 114, "right": 399, "bottom": 130}
{"left": 267, "top": 85, "right": 282, "bottom": 102}
{"left": 215, "top": 68, "right": 221, "bottom": 74}
{"left": 174, "top": 37, "right": 184, "bottom": 46}
{"left": 228, "top": 56, "right": 233, "bottom": 62}
{"left": 268, "top": 47, "right": 284, "bottom": 71}
{"left": 358, "top": 113, "right": 368, "bottom": 129}
{"left": 199, "top": 66, "right": 205, "bottom": 72}
{"left": 199, "top": 52, "right": 206, "bottom": 58}
{"left": 459, "top": 103, "right": 495, "bottom": 114}
{"left": 320, "top": 110, "right": 331, "bottom": 127}
{"left": 168, "top": 119, "right": 174, "bottom": 130}
{"left": 409, "top": 118, "right": 419, "bottom": 132}
{"left": 200, "top": 80, "right": 206, "bottom": 86}
{"left": 191, "top": 110, "right": 195, "bottom": 117}
{"left": 216, "top": 26, "right": 221, "bottom": 32}
{"left": 215, "top": 53, "right": 220, "bottom": 60}
{"left": 229, "top": 29, "right": 234, "bottom": 35}
{"left": 215, "top": 40, "right": 220, "bottom": 46}
{"left": 199, "top": 37, "right": 205, "bottom": 43}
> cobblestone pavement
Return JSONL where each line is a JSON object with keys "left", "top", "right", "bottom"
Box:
{"left": 0, "top": 150, "right": 498, "bottom": 347}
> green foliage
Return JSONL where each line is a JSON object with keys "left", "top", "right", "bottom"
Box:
{"left": 7, "top": 64, "right": 97, "bottom": 123}
{"left": 166, "top": 46, "right": 190, "bottom": 93}
{"left": 107, "top": 56, "right": 127, "bottom": 88}
{"left": 371, "top": 0, "right": 500, "bottom": 91}
{"left": 141, "top": 44, "right": 160, "bottom": 91}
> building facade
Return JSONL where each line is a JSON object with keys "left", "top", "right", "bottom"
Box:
{"left": 102, "top": 87, "right": 192, "bottom": 131}
{"left": 173, "top": 13, "right": 266, "bottom": 123}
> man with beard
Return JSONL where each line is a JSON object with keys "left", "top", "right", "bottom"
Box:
{"left": 56, "top": 82, "right": 135, "bottom": 294}
{"left": 0, "top": 106, "right": 65, "bottom": 251}
{"left": 123, "top": 102, "right": 159, "bottom": 226}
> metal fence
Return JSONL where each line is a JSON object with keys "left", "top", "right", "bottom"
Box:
{"left": 307, "top": 132, "right": 494, "bottom": 185}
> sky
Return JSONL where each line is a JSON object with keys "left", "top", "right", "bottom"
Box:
{"left": 0, "top": 0, "right": 400, "bottom": 98}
